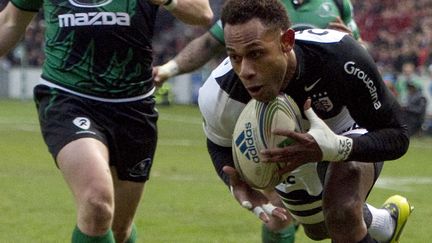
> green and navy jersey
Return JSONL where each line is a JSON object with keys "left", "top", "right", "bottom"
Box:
{"left": 209, "top": 0, "right": 360, "bottom": 44}
{"left": 11, "top": 0, "right": 159, "bottom": 99}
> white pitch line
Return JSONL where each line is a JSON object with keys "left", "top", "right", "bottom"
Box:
{"left": 375, "top": 176, "right": 432, "bottom": 192}
{"left": 158, "top": 114, "right": 202, "bottom": 125}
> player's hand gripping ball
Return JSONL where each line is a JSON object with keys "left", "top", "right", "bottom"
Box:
{"left": 232, "top": 94, "right": 304, "bottom": 190}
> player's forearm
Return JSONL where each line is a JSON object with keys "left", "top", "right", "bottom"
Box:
{"left": 167, "top": 0, "right": 213, "bottom": 26}
{"left": 206, "top": 138, "right": 233, "bottom": 186}
{"left": 348, "top": 127, "right": 409, "bottom": 162}
{"left": 0, "top": 3, "right": 35, "bottom": 57}
{"left": 174, "top": 32, "right": 224, "bottom": 74}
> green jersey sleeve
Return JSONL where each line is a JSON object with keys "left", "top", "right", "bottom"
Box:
{"left": 340, "top": 0, "right": 361, "bottom": 40}
{"left": 208, "top": 19, "right": 225, "bottom": 45}
{"left": 10, "top": 0, "right": 42, "bottom": 12}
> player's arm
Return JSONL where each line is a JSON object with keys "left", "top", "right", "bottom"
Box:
{"left": 154, "top": 31, "right": 224, "bottom": 86}
{"left": 0, "top": 2, "right": 37, "bottom": 57}
{"left": 338, "top": 37, "right": 409, "bottom": 162}
{"left": 308, "top": 38, "right": 409, "bottom": 162}
{"left": 207, "top": 138, "right": 288, "bottom": 223}
{"left": 336, "top": 0, "right": 361, "bottom": 40}
{"left": 151, "top": 0, "right": 213, "bottom": 26}
{"left": 263, "top": 36, "right": 408, "bottom": 166}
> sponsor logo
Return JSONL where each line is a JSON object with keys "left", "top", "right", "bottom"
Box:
{"left": 73, "top": 117, "right": 91, "bottom": 130}
{"left": 128, "top": 158, "right": 152, "bottom": 178}
{"left": 59, "top": 12, "right": 130, "bottom": 27}
{"left": 344, "top": 61, "right": 382, "bottom": 110}
{"left": 304, "top": 78, "right": 321, "bottom": 92}
{"left": 234, "top": 122, "right": 260, "bottom": 163}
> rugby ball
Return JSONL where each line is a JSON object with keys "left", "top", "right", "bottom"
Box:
{"left": 232, "top": 94, "right": 304, "bottom": 190}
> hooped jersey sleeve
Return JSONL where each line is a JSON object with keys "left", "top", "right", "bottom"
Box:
{"left": 198, "top": 58, "right": 246, "bottom": 147}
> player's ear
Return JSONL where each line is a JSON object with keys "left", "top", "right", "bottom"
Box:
{"left": 280, "top": 29, "right": 295, "bottom": 53}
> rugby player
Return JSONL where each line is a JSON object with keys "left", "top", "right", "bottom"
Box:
{"left": 198, "top": 0, "right": 413, "bottom": 242}
{"left": 0, "top": 0, "right": 212, "bottom": 242}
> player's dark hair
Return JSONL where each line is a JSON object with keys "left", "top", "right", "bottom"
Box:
{"left": 221, "top": 0, "right": 291, "bottom": 31}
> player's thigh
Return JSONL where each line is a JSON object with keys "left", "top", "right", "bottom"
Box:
{"left": 57, "top": 137, "right": 113, "bottom": 202}
{"left": 111, "top": 168, "right": 145, "bottom": 229}
{"left": 323, "top": 161, "right": 376, "bottom": 210}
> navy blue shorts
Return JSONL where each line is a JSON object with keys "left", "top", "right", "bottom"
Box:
{"left": 34, "top": 85, "right": 158, "bottom": 182}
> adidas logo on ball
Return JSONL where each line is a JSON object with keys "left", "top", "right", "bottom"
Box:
{"left": 234, "top": 122, "right": 260, "bottom": 163}
{"left": 232, "top": 94, "right": 304, "bottom": 189}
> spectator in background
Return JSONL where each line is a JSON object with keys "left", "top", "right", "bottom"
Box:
{"left": 403, "top": 82, "right": 428, "bottom": 137}
{"left": 395, "top": 62, "right": 424, "bottom": 105}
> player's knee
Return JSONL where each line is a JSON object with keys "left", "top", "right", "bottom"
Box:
{"left": 324, "top": 199, "right": 363, "bottom": 235}
{"left": 82, "top": 190, "right": 114, "bottom": 229}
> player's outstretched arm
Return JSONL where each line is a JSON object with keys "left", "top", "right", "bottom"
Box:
{"left": 0, "top": 3, "right": 36, "bottom": 57}
{"left": 154, "top": 32, "right": 224, "bottom": 86}
{"left": 223, "top": 166, "right": 288, "bottom": 223}
{"left": 150, "top": 0, "right": 213, "bottom": 26}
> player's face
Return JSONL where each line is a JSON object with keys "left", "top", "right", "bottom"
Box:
{"left": 225, "top": 18, "right": 295, "bottom": 102}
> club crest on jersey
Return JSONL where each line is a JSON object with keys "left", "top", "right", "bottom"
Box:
{"left": 69, "top": 0, "right": 112, "bottom": 8}
{"left": 128, "top": 158, "right": 152, "bottom": 178}
{"left": 73, "top": 117, "right": 91, "bottom": 130}
{"left": 312, "top": 92, "right": 334, "bottom": 112}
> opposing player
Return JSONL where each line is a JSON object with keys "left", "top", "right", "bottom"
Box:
{"left": 154, "top": 0, "right": 363, "bottom": 86}
{"left": 0, "top": 0, "right": 212, "bottom": 242}
{"left": 198, "top": 0, "right": 413, "bottom": 242}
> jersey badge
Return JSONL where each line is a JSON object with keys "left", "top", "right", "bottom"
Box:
{"left": 312, "top": 92, "right": 334, "bottom": 112}
{"left": 73, "top": 117, "right": 91, "bottom": 130}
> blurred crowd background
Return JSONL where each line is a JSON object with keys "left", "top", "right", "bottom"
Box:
{"left": 0, "top": 0, "right": 431, "bottom": 135}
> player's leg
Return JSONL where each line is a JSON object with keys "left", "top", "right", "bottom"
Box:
{"left": 57, "top": 138, "right": 115, "bottom": 241}
{"left": 110, "top": 169, "right": 145, "bottom": 243}
{"left": 322, "top": 161, "right": 375, "bottom": 242}
{"left": 107, "top": 96, "right": 158, "bottom": 243}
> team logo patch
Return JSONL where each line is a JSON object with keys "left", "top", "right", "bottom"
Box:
{"left": 128, "top": 158, "right": 152, "bottom": 178}
{"left": 312, "top": 92, "right": 334, "bottom": 112}
{"left": 73, "top": 117, "right": 91, "bottom": 130}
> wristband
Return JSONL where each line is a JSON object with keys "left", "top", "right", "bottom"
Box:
{"left": 163, "top": 0, "right": 177, "bottom": 11}
{"left": 158, "top": 60, "right": 179, "bottom": 78}
{"left": 304, "top": 107, "right": 353, "bottom": 161}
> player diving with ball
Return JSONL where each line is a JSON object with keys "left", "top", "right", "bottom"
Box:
{"left": 198, "top": 0, "right": 413, "bottom": 242}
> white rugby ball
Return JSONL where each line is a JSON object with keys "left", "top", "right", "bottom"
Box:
{"left": 232, "top": 94, "right": 304, "bottom": 190}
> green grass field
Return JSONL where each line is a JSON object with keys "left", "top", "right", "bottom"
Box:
{"left": 0, "top": 99, "right": 431, "bottom": 242}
